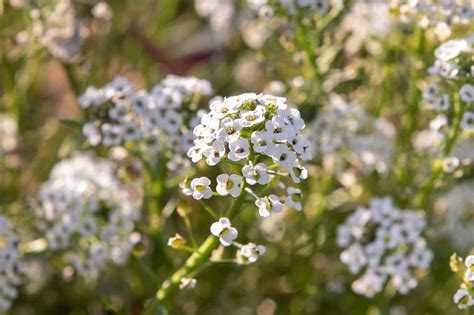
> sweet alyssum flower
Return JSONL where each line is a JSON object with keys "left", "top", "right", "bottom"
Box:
{"left": 216, "top": 174, "right": 243, "bottom": 197}
{"left": 210, "top": 217, "right": 238, "bottom": 247}
{"left": 179, "top": 92, "right": 311, "bottom": 259}
{"left": 31, "top": 0, "right": 86, "bottom": 62}
{"left": 78, "top": 74, "right": 213, "bottom": 172}
{"left": 167, "top": 234, "right": 185, "bottom": 249}
{"left": 237, "top": 243, "right": 266, "bottom": 264}
{"left": 422, "top": 36, "right": 472, "bottom": 112}
{"left": 336, "top": 197, "right": 432, "bottom": 297}
{"left": 190, "top": 177, "right": 213, "bottom": 200}
{"left": 186, "top": 93, "right": 311, "bottom": 215}
{"left": 450, "top": 253, "right": 474, "bottom": 310}
{"left": 310, "top": 94, "right": 396, "bottom": 174}
{"left": 0, "top": 215, "right": 25, "bottom": 311}
{"left": 390, "top": 0, "right": 473, "bottom": 41}
{"left": 0, "top": 113, "right": 18, "bottom": 158}
{"left": 34, "top": 152, "right": 142, "bottom": 279}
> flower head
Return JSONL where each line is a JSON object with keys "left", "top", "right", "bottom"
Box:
{"left": 238, "top": 243, "right": 266, "bottom": 264}
{"left": 35, "top": 152, "right": 142, "bottom": 278}
{"left": 78, "top": 75, "right": 213, "bottom": 173}
{"left": 336, "top": 197, "right": 432, "bottom": 297}
{"left": 210, "top": 217, "right": 238, "bottom": 247}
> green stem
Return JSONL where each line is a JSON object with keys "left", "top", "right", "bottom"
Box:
{"left": 182, "top": 212, "right": 197, "bottom": 248}
{"left": 414, "top": 93, "right": 465, "bottom": 208}
{"left": 145, "top": 184, "right": 248, "bottom": 310}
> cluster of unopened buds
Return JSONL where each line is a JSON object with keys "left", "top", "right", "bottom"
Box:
{"left": 337, "top": 197, "right": 433, "bottom": 297}
{"left": 78, "top": 75, "right": 213, "bottom": 172}
{"left": 451, "top": 253, "right": 474, "bottom": 309}
{"left": 174, "top": 92, "right": 311, "bottom": 263}
{"left": 35, "top": 152, "right": 142, "bottom": 279}
{"left": 0, "top": 215, "right": 24, "bottom": 311}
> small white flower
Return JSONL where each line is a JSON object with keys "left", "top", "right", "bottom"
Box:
{"left": 434, "top": 39, "right": 468, "bottom": 61}
{"left": 265, "top": 117, "right": 291, "bottom": 141}
{"left": 78, "top": 86, "right": 106, "bottom": 108}
{"left": 271, "top": 144, "right": 297, "bottom": 167}
{"left": 256, "top": 195, "right": 282, "bottom": 217}
{"left": 122, "top": 121, "right": 142, "bottom": 142}
{"left": 216, "top": 174, "right": 242, "bottom": 197}
{"left": 251, "top": 131, "right": 274, "bottom": 153}
{"left": 280, "top": 108, "right": 305, "bottom": 130}
{"left": 130, "top": 90, "right": 150, "bottom": 114}
{"left": 238, "top": 243, "right": 266, "bottom": 264}
{"left": 228, "top": 138, "right": 250, "bottom": 161}
{"left": 92, "top": 2, "right": 113, "bottom": 20}
{"left": 217, "top": 117, "right": 242, "bottom": 142}
{"left": 204, "top": 141, "right": 225, "bottom": 166}
{"left": 238, "top": 106, "right": 266, "bottom": 127}
{"left": 101, "top": 123, "right": 122, "bottom": 146}
{"left": 82, "top": 122, "right": 101, "bottom": 146}
{"left": 453, "top": 288, "right": 474, "bottom": 309}
{"left": 461, "top": 111, "right": 474, "bottom": 131}
{"left": 422, "top": 83, "right": 440, "bottom": 101}
{"left": 459, "top": 84, "right": 474, "bottom": 103}
{"left": 341, "top": 242, "right": 368, "bottom": 274}
{"left": 465, "top": 255, "right": 474, "bottom": 268}
{"left": 180, "top": 178, "right": 193, "bottom": 196}
{"left": 432, "top": 94, "right": 450, "bottom": 111}
{"left": 163, "top": 110, "right": 183, "bottom": 134}
{"left": 108, "top": 101, "right": 129, "bottom": 121}
{"left": 441, "top": 156, "right": 460, "bottom": 173}
{"left": 285, "top": 187, "right": 302, "bottom": 211}
{"left": 210, "top": 217, "right": 238, "bottom": 247}
{"left": 190, "top": 177, "right": 213, "bottom": 200}
{"left": 242, "top": 163, "right": 270, "bottom": 185}
{"left": 104, "top": 76, "right": 133, "bottom": 98}
{"left": 167, "top": 233, "right": 185, "bottom": 248}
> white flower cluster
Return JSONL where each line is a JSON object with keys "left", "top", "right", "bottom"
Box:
{"left": 79, "top": 75, "right": 213, "bottom": 171}
{"left": 340, "top": 1, "right": 392, "bottom": 55}
{"left": 391, "top": 0, "right": 473, "bottom": 40}
{"left": 0, "top": 113, "right": 18, "bottom": 158}
{"left": 35, "top": 152, "right": 142, "bottom": 279}
{"left": 422, "top": 35, "right": 474, "bottom": 132}
{"left": 185, "top": 92, "right": 311, "bottom": 202}
{"left": 249, "top": 0, "right": 331, "bottom": 16}
{"left": 181, "top": 92, "right": 310, "bottom": 261}
{"left": 195, "top": 0, "right": 235, "bottom": 43}
{"left": 0, "top": 215, "right": 24, "bottom": 311}
{"left": 311, "top": 95, "right": 395, "bottom": 174}
{"left": 30, "top": 0, "right": 86, "bottom": 62}
{"left": 337, "top": 197, "right": 433, "bottom": 297}
{"left": 435, "top": 180, "right": 474, "bottom": 251}
{"left": 453, "top": 255, "right": 474, "bottom": 309}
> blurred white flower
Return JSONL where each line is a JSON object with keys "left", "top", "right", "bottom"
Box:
{"left": 35, "top": 152, "right": 142, "bottom": 278}
{"left": 337, "top": 197, "right": 432, "bottom": 297}
{"left": 238, "top": 243, "right": 266, "bottom": 264}
{"left": 0, "top": 215, "right": 25, "bottom": 312}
